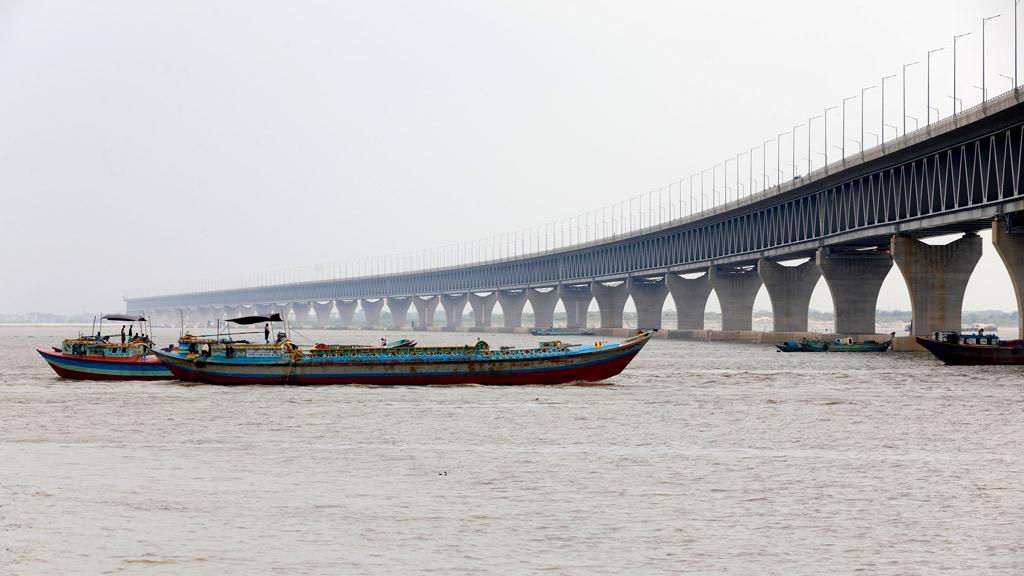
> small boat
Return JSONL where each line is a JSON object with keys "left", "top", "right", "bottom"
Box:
{"left": 154, "top": 315, "right": 652, "bottom": 385}
{"left": 775, "top": 341, "right": 813, "bottom": 352}
{"left": 916, "top": 331, "right": 1024, "bottom": 365}
{"left": 528, "top": 327, "right": 595, "bottom": 336}
{"left": 777, "top": 333, "right": 895, "bottom": 352}
{"left": 37, "top": 314, "right": 172, "bottom": 380}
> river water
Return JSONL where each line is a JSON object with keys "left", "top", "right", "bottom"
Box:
{"left": 1, "top": 326, "right": 1021, "bottom": 575}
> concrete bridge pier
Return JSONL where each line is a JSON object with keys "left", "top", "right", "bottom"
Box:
{"left": 758, "top": 259, "right": 821, "bottom": 332}
{"left": 441, "top": 293, "right": 468, "bottom": 330}
{"left": 386, "top": 297, "right": 412, "bottom": 329}
{"left": 628, "top": 277, "right": 668, "bottom": 330}
{"left": 412, "top": 295, "right": 439, "bottom": 330}
{"left": 709, "top": 265, "right": 763, "bottom": 331}
{"left": 666, "top": 273, "right": 712, "bottom": 330}
{"left": 816, "top": 248, "right": 893, "bottom": 334}
{"left": 312, "top": 301, "right": 334, "bottom": 328}
{"left": 527, "top": 288, "right": 559, "bottom": 328}
{"left": 335, "top": 300, "right": 358, "bottom": 328}
{"left": 360, "top": 299, "right": 385, "bottom": 329}
{"left": 992, "top": 218, "right": 1024, "bottom": 338}
{"left": 892, "top": 232, "right": 983, "bottom": 336}
{"left": 291, "top": 302, "right": 312, "bottom": 326}
{"left": 468, "top": 292, "right": 498, "bottom": 328}
{"left": 497, "top": 289, "right": 528, "bottom": 328}
{"left": 591, "top": 281, "right": 629, "bottom": 329}
{"left": 558, "top": 284, "right": 593, "bottom": 329}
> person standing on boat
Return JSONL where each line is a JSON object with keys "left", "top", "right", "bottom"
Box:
{"left": 120, "top": 325, "right": 126, "bottom": 344}
{"left": 128, "top": 325, "right": 133, "bottom": 340}
{"left": 264, "top": 323, "right": 270, "bottom": 343}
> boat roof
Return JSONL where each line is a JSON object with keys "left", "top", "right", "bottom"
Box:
{"left": 103, "top": 314, "right": 146, "bottom": 322}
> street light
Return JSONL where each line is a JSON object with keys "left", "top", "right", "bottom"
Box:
{"left": 1000, "top": 73, "right": 1016, "bottom": 90}
{"left": 861, "top": 86, "right": 876, "bottom": 153}
{"left": 762, "top": 139, "right": 771, "bottom": 189}
{"left": 776, "top": 132, "right": 786, "bottom": 185}
{"left": 927, "top": 47, "right": 944, "bottom": 125}
{"left": 953, "top": 32, "right": 972, "bottom": 116}
{"left": 1017, "top": 0, "right": 1021, "bottom": 87}
{"left": 881, "top": 74, "right": 897, "bottom": 143}
{"left": 973, "top": 84, "right": 989, "bottom": 100}
{"left": 807, "top": 115, "right": 820, "bottom": 173}
{"left": 841, "top": 95, "right": 857, "bottom": 159}
{"left": 906, "top": 115, "right": 920, "bottom": 131}
{"left": 748, "top": 147, "right": 757, "bottom": 196}
{"left": 792, "top": 123, "right": 805, "bottom": 178}
{"left": 983, "top": 14, "right": 1002, "bottom": 103}
{"left": 824, "top": 106, "right": 837, "bottom": 165}
{"left": 903, "top": 61, "right": 919, "bottom": 135}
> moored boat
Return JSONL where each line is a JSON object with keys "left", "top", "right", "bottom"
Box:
{"left": 777, "top": 333, "right": 895, "bottom": 352}
{"left": 37, "top": 314, "right": 172, "bottom": 380}
{"left": 916, "top": 331, "right": 1024, "bottom": 365}
{"left": 154, "top": 318, "right": 653, "bottom": 385}
{"left": 528, "top": 327, "right": 595, "bottom": 336}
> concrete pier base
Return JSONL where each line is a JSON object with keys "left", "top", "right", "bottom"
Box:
{"left": 312, "top": 301, "right": 334, "bottom": 328}
{"left": 386, "top": 297, "right": 412, "bottom": 329}
{"left": 527, "top": 288, "right": 559, "bottom": 328}
{"left": 709, "top": 265, "right": 763, "bottom": 331}
{"left": 412, "top": 295, "right": 440, "bottom": 330}
{"left": 335, "top": 300, "right": 358, "bottom": 328}
{"left": 816, "top": 247, "right": 893, "bottom": 334}
{"left": 360, "top": 299, "right": 385, "bottom": 328}
{"left": 758, "top": 258, "right": 821, "bottom": 332}
{"left": 891, "top": 232, "right": 982, "bottom": 336}
{"left": 628, "top": 276, "right": 668, "bottom": 330}
{"left": 468, "top": 292, "right": 498, "bottom": 328}
{"left": 441, "top": 293, "right": 468, "bottom": 330}
{"left": 666, "top": 272, "right": 712, "bottom": 330}
{"left": 591, "top": 281, "right": 629, "bottom": 329}
{"left": 558, "top": 284, "right": 593, "bottom": 329}
{"left": 497, "top": 289, "right": 528, "bottom": 328}
{"left": 290, "top": 302, "right": 312, "bottom": 327}
{"left": 992, "top": 218, "right": 1024, "bottom": 338}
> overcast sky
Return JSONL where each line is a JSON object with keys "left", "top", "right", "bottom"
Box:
{"left": 0, "top": 0, "right": 1019, "bottom": 315}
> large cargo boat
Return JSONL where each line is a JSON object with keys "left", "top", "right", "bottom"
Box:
{"left": 155, "top": 320, "right": 653, "bottom": 385}
{"left": 37, "top": 314, "right": 172, "bottom": 380}
{"left": 916, "top": 331, "right": 1024, "bottom": 365}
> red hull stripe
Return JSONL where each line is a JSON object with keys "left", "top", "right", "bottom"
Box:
{"left": 159, "top": 347, "right": 641, "bottom": 385}
{"left": 37, "top": 349, "right": 173, "bottom": 381}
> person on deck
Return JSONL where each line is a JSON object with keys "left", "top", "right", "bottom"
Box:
{"left": 120, "top": 325, "right": 126, "bottom": 344}
{"left": 128, "top": 325, "right": 133, "bottom": 339}
{"left": 264, "top": 324, "right": 270, "bottom": 343}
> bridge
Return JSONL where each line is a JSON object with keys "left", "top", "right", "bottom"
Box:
{"left": 127, "top": 89, "right": 1024, "bottom": 339}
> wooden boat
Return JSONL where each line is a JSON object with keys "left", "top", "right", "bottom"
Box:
{"left": 37, "top": 314, "right": 173, "bottom": 380}
{"left": 154, "top": 315, "right": 653, "bottom": 385}
{"left": 528, "top": 327, "right": 595, "bottom": 336}
{"left": 777, "top": 333, "right": 895, "bottom": 352}
{"left": 916, "top": 331, "right": 1024, "bottom": 365}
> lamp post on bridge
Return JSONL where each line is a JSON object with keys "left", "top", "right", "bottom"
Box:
{"left": 983, "top": 14, "right": 1002, "bottom": 104}
{"left": 776, "top": 132, "right": 786, "bottom": 186}
{"left": 790, "top": 124, "right": 804, "bottom": 179}
{"left": 824, "top": 106, "right": 837, "bottom": 165}
{"left": 927, "top": 47, "right": 944, "bottom": 126}
{"left": 762, "top": 139, "right": 771, "bottom": 190}
{"left": 881, "top": 74, "right": 897, "bottom": 143}
{"left": 953, "top": 32, "right": 972, "bottom": 117}
{"left": 841, "top": 95, "right": 857, "bottom": 161}
{"left": 807, "top": 116, "right": 819, "bottom": 174}
{"left": 860, "top": 86, "right": 876, "bottom": 155}
{"left": 689, "top": 173, "right": 697, "bottom": 216}
{"left": 902, "top": 61, "right": 919, "bottom": 135}
{"left": 724, "top": 158, "right": 735, "bottom": 204}
{"left": 749, "top": 146, "right": 757, "bottom": 195}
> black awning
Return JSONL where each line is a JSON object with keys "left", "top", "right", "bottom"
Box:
{"left": 226, "top": 313, "right": 283, "bottom": 325}
{"left": 103, "top": 314, "right": 147, "bottom": 322}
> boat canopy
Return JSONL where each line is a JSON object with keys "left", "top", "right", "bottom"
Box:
{"left": 226, "top": 313, "right": 283, "bottom": 325}
{"left": 102, "top": 314, "right": 147, "bottom": 322}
